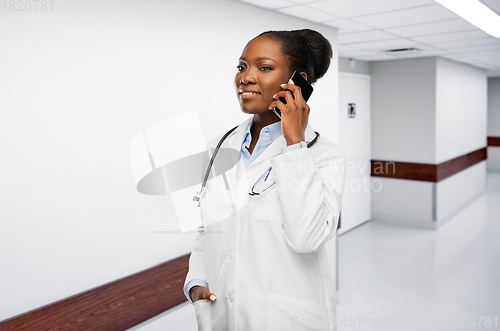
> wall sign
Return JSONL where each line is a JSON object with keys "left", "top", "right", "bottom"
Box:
{"left": 348, "top": 103, "right": 356, "bottom": 118}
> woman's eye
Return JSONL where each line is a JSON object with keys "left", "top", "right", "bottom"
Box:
{"left": 260, "top": 66, "right": 273, "bottom": 71}
{"left": 236, "top": 65, "right": 246, "bottom": 72}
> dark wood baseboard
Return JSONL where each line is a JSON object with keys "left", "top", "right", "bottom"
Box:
{"left": 488, "top": 137, "right": 500, "bottom": 147}
{"left": 437, "top": 148, "right": 487, "bottom": 181}
{"left": 0, "top": 254, "right": 190, "bottom": 331}
{"left": 371, "top": 147, "right": 487, "bottom": 182}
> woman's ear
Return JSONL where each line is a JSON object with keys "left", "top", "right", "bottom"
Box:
{"left": 300, "top": 72, "right": 308, "bottom": 82}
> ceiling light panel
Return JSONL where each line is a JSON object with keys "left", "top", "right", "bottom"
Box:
{"left": 480, "top": 0, "right": 500, "bottom": 14}
{"left": 323, "top": 19, "right": 373, "bottom": 34}
{"left": 307, "top": 0, "right": 434, "bottom": 18}
{"left": 278, "top": 5, "right": 340, "bottom": 22}
{"left": 384, "top": 19, "right": 475, "bottom": 38}
{"left": 411, "top": 29, "right": 491, "bottom": 43}
{"left": 238, "top": 0, "right": 295, "bottom": 9}
{"left": 351, "top": 4, "right": 458, "bottom": 29}
{"left": 435, "top": 0, "right": 500, "bottom": 38}
{"left": 338, "top": 30, "right": 397, "bottom": 44}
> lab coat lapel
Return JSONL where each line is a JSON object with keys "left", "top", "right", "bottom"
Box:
{"left": 217, "top": 117, "right": 252, "bottom": 205}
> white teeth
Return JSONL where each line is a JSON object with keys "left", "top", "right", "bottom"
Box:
{"left": 241, "top": 92, "right": 258, "bottom": 95}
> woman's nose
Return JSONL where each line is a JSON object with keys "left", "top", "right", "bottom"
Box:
{"left": 241, "top": 69, "right": 257, "bottom": 85}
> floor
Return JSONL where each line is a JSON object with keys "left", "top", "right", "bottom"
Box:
{"left": 335, "top": 171, "right": 500, "bottom": 330}
{"left": 130, "top": 171, "right": 500, "bottom": 331}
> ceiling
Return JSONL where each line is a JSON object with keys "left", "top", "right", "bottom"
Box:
{"left": 236, "top": 0, "right": 500, "bottom": 76}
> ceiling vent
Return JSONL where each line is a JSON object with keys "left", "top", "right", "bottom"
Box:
{"left": 384, "top": 48, "right": 422, "bottom": 54}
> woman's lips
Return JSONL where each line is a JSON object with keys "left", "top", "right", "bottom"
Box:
{"left": 239, "top": 91, "right": 260, "bottom": 100}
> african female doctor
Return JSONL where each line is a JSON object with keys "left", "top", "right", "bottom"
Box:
{"left": 184, "top": 29, "right": 346, "bottom": 330}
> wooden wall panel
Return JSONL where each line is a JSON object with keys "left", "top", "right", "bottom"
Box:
{"left": 488, "top": 137, "right": 500, "bottom": 147}
{"left": 0, "top": 254, "right": 190, "bottom": 331}
{"left": 371, "top": 160, "right": 437, "bottom": 182}
{"left": 371, "top": 147, "right": 487, "bottom": 182}
{"left": 437, "top": 148, "right": 487, "bottom": 181}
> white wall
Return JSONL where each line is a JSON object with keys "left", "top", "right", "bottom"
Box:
{"left": 436, "top": 161, "right": 487, "bottom": 225}
{"left": 487, "top": 78, "right": 500, "bottom": 137}
{"left": 436, "top": 58, "right": 487, "bottom": 163}
{"left": 339, "top": 57, "right": 370, "bottom": 75}
{"left": 488, "top": 78, "right": 500, "bottom": 172}
{"left": 370, "top": 56, "right": 487, "bottom": 229}
{"left": 371, "top": 57, "right": 437, "bottom": 163}
{"left": 338, "top": 73, "right": 371, "bottom": 234}
{"left": 487, "top": 148, "right": 500, "bottom": 172}
{"left": 434, "top": 58, "right": 487, "bottom": 226}
{"left": 0, "top": 0, "right": 339, "bottom": 325}
{"left": 371, "top": 178, "right": 434, "bottom": 229}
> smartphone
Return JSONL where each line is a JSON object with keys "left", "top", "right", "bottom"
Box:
{"left": 273, "top": 70, "right": 314, "bottom": 119}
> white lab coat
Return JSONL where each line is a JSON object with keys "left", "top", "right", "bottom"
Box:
{"left": 185, "top": 117, "right": 346, "bottom": 331}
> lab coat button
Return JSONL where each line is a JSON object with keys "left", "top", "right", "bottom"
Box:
{"left": 228, "top": 292, "right": 235, "bottom": 302}
{"left": 228, "top": 250, "right": 234, "bottom": 259}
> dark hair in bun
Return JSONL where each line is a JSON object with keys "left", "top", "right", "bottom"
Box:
{"left": 258, "top": 29, "right": 333, "bottom": 84}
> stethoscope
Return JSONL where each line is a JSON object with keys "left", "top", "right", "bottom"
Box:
{"left": 193, "top": 125, "right": 320, "bottom": 206}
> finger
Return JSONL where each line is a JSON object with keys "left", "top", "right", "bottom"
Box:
{"left": 280, "top": 83, "right": 304, "bottom": 108}
{"left": 291, "top": 87, "right": 305, "bottom": 110}
{"left": 205, "top": 291, "right": 217, "bottom": 302}
{"left": 304, "top": 103, "right": 311, "bottom": 115}
{"left": 268, "top": 99, "right": 286, "bottom": 113}
{"left": 273, "top": 90, "right": 294, "bottom": 109}
{"left": 280, "top": 82, "right": 302, "bottom": 100}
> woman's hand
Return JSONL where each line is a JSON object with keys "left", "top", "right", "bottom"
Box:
{"left": 190, "top": 285, "right": 217, "bottom": 303}
{"left": 269, "top": 79, "right": 310, "bottom": 146}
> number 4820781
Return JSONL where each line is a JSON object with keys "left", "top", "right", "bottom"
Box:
{"left": 1, "top": 0, "right": 54, "bottom": 11}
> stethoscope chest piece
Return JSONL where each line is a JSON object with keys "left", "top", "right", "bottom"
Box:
{"left": 193, "top": 186, "right": 208, "bottom": 207}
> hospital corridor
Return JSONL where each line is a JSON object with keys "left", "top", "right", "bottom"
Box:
{"left": 1, "top": 0, "right": 499, "bottom": 330}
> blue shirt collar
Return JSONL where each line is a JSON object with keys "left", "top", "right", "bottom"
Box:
{"left": 242, "top": 117, "right": 282, "bottom": 144}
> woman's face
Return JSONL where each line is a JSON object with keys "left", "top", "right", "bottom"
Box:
{"left": 235, "top": 35, "right": 292, "bottom": 115}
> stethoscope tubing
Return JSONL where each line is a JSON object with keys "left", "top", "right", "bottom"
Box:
{"left": 196, "top": 125, "right": 320, "bottom": 202}
{"left": 201, "top": 126, "right": 238, "bottom": 190}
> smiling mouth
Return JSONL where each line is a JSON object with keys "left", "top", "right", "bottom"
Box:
{"left": 239, "top": 91, "right": 260, "bottom": 100}
{"left": 240, "top": 92, "right": 260, "bottom": 95}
